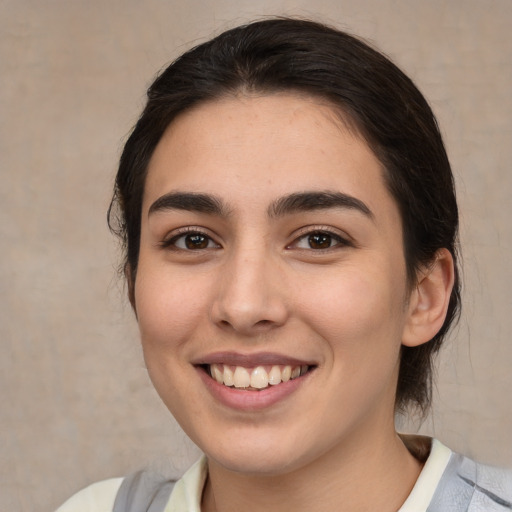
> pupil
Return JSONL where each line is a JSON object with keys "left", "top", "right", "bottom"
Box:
{"left": 186, "top": 234, "right": 208, "bottom": 249}
{"left": 309, "top": 233, "right": 331, "bottom": 249}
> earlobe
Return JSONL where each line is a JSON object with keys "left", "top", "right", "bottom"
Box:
{"left": 402, "top": 248, "right": 455, "bottom": 347}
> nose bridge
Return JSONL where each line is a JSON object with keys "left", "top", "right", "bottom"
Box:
{"left": 211, "top": 237, "right": 288, "bottom": 333}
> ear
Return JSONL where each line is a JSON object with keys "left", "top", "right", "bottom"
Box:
{"left": 402, "top": 248, "right": 455, "bottom": 347}
{"left": 124, "top": 263, "right": 137, "bottom": 315}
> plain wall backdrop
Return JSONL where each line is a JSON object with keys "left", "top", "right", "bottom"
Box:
{"left": 1, "top": 1, "right": 511, "bottom": 511}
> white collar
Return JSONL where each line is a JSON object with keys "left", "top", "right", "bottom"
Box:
{"left": 166, "top": 437, "right": 452, "bottom": 512}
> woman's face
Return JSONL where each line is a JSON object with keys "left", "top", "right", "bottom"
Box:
{"left": 135, "top": 94, "right": 414, "bottom": 475}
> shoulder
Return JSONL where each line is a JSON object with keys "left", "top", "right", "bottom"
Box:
{"left": 55, "top": 457, "right": 206, "bottom": 512}
{"left": 430, "top": 452, "right": 512, "bottom": 511}
{"left": 399, "top": 436, "right": 512, "bottom": 511}
{"left": 462, "top": 455, "right": 512, "bottom": 507}
{"left": 56, "top": 477, "right": 124, "bottom": 512}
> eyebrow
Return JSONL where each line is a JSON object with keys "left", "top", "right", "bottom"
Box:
{"left": 148, "top": 192, "right": 231, "bottom": 217}
{"left": 268, "top": 191, "right": 374, "bottom": 219}
{"left": 148, "top": 190, "right": 373, "bottom": 220}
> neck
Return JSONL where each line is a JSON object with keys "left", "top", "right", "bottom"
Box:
{"left": 202, "top": 423, "right": 423, "bottom": 512}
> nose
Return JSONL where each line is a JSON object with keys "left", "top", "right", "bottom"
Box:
{"left": 210, "top": 248, "right": 289, "bottom": 336}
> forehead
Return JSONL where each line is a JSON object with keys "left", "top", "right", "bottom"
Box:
{"left": 143, "top": 94, "right": 398, "bottom": 223}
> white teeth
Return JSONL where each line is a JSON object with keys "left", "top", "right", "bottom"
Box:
{"left": 233, "top": 366, "right": 251, "bottom": 388}
{"left": 281, "top": 365, "right": 292, "bottom": 382}
{"left": 223, "top": 366, "right": 234, "bottom": 386}
{"left": 250, "top": 366, "right": 269, "bottom": 389}
{"left": 212, "top": 363, "right": 223, "bottom": 383}
{"left": 268, "top": 365, "right": 282, "bottom": 385}
{"left": 209, "top": 363, "right": 309, "bottom": 389}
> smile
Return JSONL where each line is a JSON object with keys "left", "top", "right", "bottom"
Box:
{"left": 207, "top": 364, "right": 311, "bottom": 390}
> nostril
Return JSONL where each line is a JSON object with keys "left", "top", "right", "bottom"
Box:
{"left": 255, "top": 319, "right": 273, "bottom": 327}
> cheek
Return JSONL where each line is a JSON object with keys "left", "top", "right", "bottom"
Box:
{"left": 298, "top": 262, "right": 408, "bottom": 359}
{"left": 298, "top": 267, "right": 407, "bottom": 422}
{"left": 134, "top": 266, "right": 211, "bottom": 353}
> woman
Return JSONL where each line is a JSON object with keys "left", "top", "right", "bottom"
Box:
{"left": 58, "top": 17, "right": 511, "bottom": 512}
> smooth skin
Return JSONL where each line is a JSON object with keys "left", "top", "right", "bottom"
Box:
{"left": 132, "top": 94, "right": 454, "bottom": 512}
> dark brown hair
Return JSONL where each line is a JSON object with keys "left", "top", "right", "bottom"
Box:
{"left": 109, "top": 17, "right": 460, "bottom": 414}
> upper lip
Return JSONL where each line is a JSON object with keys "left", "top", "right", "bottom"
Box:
{"left": 192, "top": 351, "right": 317, "bottom": 367}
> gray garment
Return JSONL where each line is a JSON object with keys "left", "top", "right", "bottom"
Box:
{"left": 427, "top": 453, "right": 512, "bottom": 511}
{"left": 113, "top": 470, "right": 176, "bottom": 512}
{"left": 113, "top": 453, "right": 512, "bottom": 512}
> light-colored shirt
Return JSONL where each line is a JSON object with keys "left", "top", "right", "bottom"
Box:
{"left": 56, "top": 438, "right": 452, "bottom": 512}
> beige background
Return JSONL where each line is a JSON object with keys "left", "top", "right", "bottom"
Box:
{"left": 1, "top": 1, "right": 511, "bottom": 511}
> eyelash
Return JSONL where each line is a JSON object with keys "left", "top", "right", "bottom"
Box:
{"left": 288, "top": 227, "right": 352, "bottom": 251}
{"left": 159, "top": 226, "right": 352, "bottom": 252}
{"left": 159, "top": 227, "right": 220, "bottom": 251}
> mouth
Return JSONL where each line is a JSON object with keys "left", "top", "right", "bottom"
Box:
{"left": 194, "top": 354, "right": 317, "bottom": 410}
{"left": 201, "top": 363, "right": 313, "bottom": 391}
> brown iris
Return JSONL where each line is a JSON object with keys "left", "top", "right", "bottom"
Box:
{"left": 308, "top": 232, "right": 333, "bottom": 249}
{"left": 185, "top": 234, "right": 209, "bottom": 249}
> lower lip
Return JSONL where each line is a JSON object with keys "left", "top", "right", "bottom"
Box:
{"left": 197, "top": 367, "right": 309, "bottom": 411}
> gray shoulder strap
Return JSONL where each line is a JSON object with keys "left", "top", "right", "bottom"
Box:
{"left": 427, "top": 453, "right": 512, "bottom": 511}
{"left": 113, "top": 470, "right": 176, "bottom": 512}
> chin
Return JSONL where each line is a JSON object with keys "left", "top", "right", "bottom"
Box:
{"left": 209, "top": 451, "right": 303, "bottom": 477}
{"left": 199, "top": 429, "right": 318, "bottom": 477}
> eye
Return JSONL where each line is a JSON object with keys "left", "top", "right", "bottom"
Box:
{"left": 290, "top": 230, "right": 350, "bottom": 250}
{"left": 161, "top": 230, "right": 221, "bottom": 251}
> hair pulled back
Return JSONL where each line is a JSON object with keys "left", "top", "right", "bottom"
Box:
{"left": 109, "top": 17, "right": 460, "bottom": 415}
